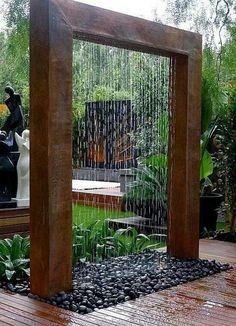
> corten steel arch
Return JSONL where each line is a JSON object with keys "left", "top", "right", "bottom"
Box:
{"left": 30, "top": 0, "right": 202, "bottom": 297}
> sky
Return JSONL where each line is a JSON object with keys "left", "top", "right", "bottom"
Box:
{"left": 0, "top": 1, "right": 5, "bottom": 30}
{"left": 77, "top": 0, "right": 166, "bottom": 21}
{"left": 0, "top": 0, "right": 167, "bottom": 30}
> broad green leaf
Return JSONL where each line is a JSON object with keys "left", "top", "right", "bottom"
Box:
{"left": 0, "top": 262, "right": 5, "bottom": 277}
{"left": 157, "top": 112, "right": 169, "bottom": 144}
{"left": 3, "top": 260, "right": 14, "bottom": 271}
{"left": 200, "top": 149, "right": 213, "bottom": 180}
{"left": 11, "top": 234, "right": 23, "bottom": 260}
{"left": 144, "top": 154, "right": 167, "bottom": 169}
{"left": 143, "top": 243, "right": 161, "bottom": 250}
{"left": 13, "top": 258, "right": 30, "bottom": 268}
{"left": 4, "top": 239, "right": 12, "bottom": 248}
{"left": 0, "top": 241, "right": 11, "bottom": 257}
{"left": 79, "top": 258, "right": 86, "bottom": 263}
{"left": 5, "top": 269, "right": 15, "bottom": 281}
{"left": 21, "top": 236, "right": 30, "bottom": 257}
{"left": 137, "top": 234, "right": 150, "bottom": 241}
{"left": 201, "top": 77, "right": 213, "bottom": 133}
{"left": 21, "top": 267, "right": 30, "bottom": 276}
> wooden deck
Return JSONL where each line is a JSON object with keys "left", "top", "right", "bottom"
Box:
{"left": 0, "top": 239, "right": 235, "bottom": 325}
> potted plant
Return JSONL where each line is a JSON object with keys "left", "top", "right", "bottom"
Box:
{"left": 224, "top": 87, "right": 236, "bottom": 238}
{"left": 199, "top": 78, "right": 223, "bottom": 236}
{"left": 215, "top": 85, "right": 236, "bottom": 242}
{"left": 200, "top": 124, "right": 223, "bottom": 235}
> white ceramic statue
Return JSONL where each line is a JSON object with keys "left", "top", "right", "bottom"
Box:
{"left": 14, "top": 129, "right": 30, "bottom": 207}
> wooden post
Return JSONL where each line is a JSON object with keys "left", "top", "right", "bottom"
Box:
{"left": 30, "top": 0, "right": 73, "bottom": 298}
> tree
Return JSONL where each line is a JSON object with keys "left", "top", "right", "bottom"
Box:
{"left": 161, "top": 0, "right": 236, "bottom": 128}
{"left": 0, "top": 0, "right": 30, "bottom": 125}
{"left": 162, "top": 0, "right": 236, "bottom": 234}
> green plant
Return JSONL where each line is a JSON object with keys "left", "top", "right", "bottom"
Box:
{"left": 0, "top": 106, "right": 9, "bottom": 130}
{"left": 72, "top": 220, "right": 160, "bottom": 265}
{"left": 72, "top": 220, "right": 113, "bottom": 264}
{"left": 200, "top": 123, "right": 218, "bottom": 195}
{"left": 125, "top": 154, "right": 168, "bottom": 217}
{"left": 0, "top": 234, "right": 30, "bottom": 281}
{"left": 112, "top": 227, "right": 160, "bottom": 256}
{"left": 200, "top": 75, "right": 220, "bottom": 195}
{"left": 224, "top": 85, "right": 236, "bottom": 233}
{"left": 130, "top": 99, "right": 169, "bottom": 159}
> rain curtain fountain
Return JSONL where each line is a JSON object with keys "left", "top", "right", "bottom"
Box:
{"left": 30, "top": 0, "right": 202, "bottom": 298}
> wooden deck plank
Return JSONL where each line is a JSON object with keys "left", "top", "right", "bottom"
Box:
{"left": 87, "top": 310, "right": 146, "bottom": 326}
{"left": 0, "top": 291, "right": 108, "bottom": 326}
{"left": 0, "top": 293, "right": 64, "bottom": 325}
{"left": 110, "top": 297, "right": 228, "bottom": 326}
{"left": 113, "top": 297, "right": 235, "bottom": 326}
{"left": 0, "top": 314, "right": 21, "bottom": 326}
{"left": 0, "top": 303, "right": 40, "bottom": 326}
{"left": 136, "top": 293, "right": 236, "bottom": 325}
{"left": 199, "top": 239, "right": 236, "bottom": 264}
{"left": 0, "top": 292, "right": 96, "bottom": 325}
{"left": 91, "top": 306, "right": 177, "bottom": 326}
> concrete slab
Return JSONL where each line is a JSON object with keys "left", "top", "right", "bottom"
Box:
{"left": 72, "top": 180, "right": 120, "bottom": 191}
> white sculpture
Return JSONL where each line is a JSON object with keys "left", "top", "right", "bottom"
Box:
{"left": 14, "top": 129, "right": 30, "bottom": 207}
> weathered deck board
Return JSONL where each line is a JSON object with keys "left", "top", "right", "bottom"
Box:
{"left": 0, "top": 239, "right": 235, "bottom": 325}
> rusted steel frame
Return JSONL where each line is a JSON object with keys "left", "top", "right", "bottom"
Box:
{"left": 57, "top": 0, "right": 202, "bottom": 256}
{"left": 30, "top": 0, "right": 72, "bottom": 298}
{"left": 55, "top": 0, "right": 199, "bottom": 57}
{"left": 30, "top": 0, "right": 201, "bottom": 297}
{"left": 168, "top": 54, "right": 202, "bottom": 258}
{"left": 55, "top": 0, "right": 202, "bottom": 259}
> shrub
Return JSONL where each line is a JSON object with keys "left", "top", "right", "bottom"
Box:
{"left": 0, "top": 234, "right": 30, "bottom": 281}
{"left": 124, "top": 154, "right": 168, "bottom": 222}
{"left": 72, "top": 220, "right": 160, "bottom": 265}
{"left": 0, "top": 104, "right": 9, "bottom": 129}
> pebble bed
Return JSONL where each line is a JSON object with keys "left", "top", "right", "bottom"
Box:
{"left": 0, "top": 251, "right": 231, "bottom": 314}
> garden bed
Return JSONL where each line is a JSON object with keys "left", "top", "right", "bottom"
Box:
{"left": 0, "top": 251, "right": 231, "bottom": 315}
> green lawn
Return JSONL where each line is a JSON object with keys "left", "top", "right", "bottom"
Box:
{"left": 72, "top": 204, "right": 135, "bottom": 226}
{"left": 72, "top": 204, "right": 166, "bottom": 249}
{"left": 217, "top": 222, "right": 225, "bottom": 230}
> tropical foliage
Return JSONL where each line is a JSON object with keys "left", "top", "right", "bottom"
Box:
{"left": 126, "top": 154, "right": 167, "bottom": 204}
{"left": 124, "top": 154, "right": 168, "bottom": 222}
{"left": 0, "top": 235, "right": 30, "bottom": 281}
{"left": 72, "top": 220, "right": 160, "bottom": 265}
{"left": 0, "top": 0, "right": 29, "bottom": 126}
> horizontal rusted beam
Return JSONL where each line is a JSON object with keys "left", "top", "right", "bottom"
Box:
{"left": 54, "top": 0, "right": 201, "bottom": 57}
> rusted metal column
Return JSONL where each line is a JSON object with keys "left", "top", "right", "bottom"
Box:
{"left": 168, "top": 52, "right": 202, "bottom": 258}
{"left": 30, "top": 0, "right": 73, "bottom": 298}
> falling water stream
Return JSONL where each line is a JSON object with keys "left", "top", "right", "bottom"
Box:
{"left": 72, "top": 40, "right": 170, "bottom": 249}
{"left": 47, "top": 40, "right": 233, "bottom": 315}
{"left": 0, "top": 39, "right": 231, "bottom": 318}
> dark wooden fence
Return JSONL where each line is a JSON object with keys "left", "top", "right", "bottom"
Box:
{"left": 0, "top": 208, "right": 29, "bottom": 239}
